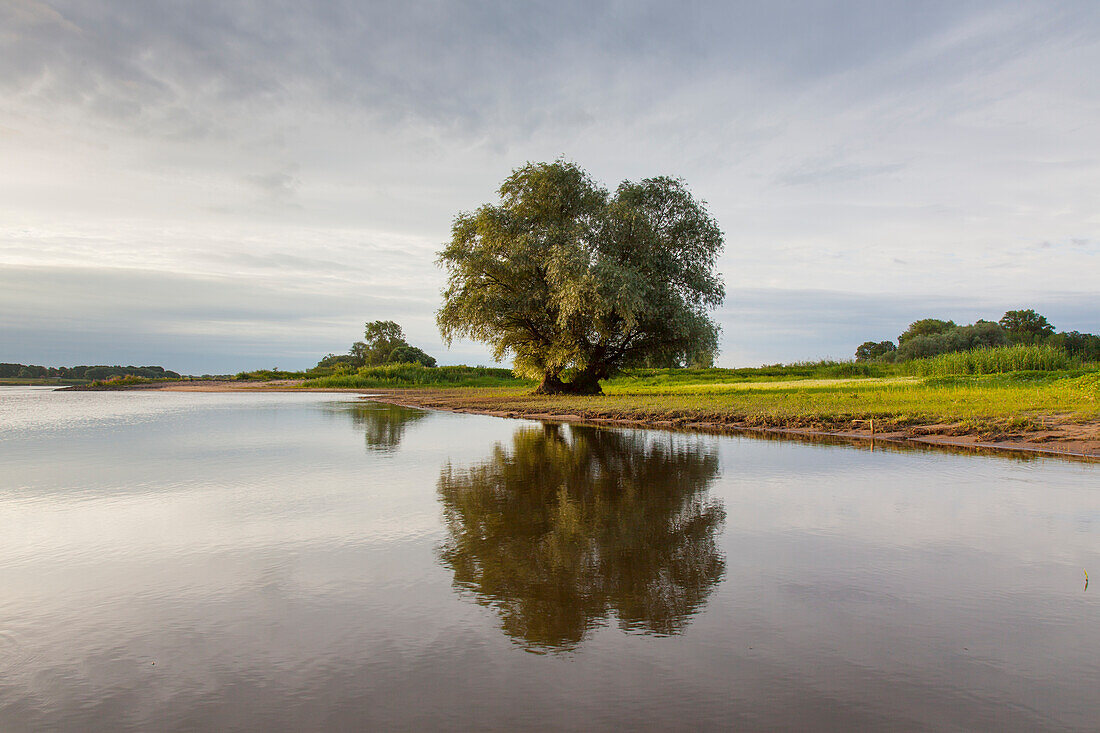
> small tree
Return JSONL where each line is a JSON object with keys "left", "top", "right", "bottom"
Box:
{"left": 898, "top": 318, "right": 955, "bottom": 345}
{"left": 1049, "top": 331, "right": 1100, "bottom": 360}
{"left": 999, "top": 309, "right": 1055, "bottom": 344}
{"left": 360, "top": 320, "right": 409, "bottom": 365}
{"left": 388, "top": 345, "right": 437, "bottom": 367}
{"left": 855, "top": 340, "right": 896, "bottom": 362}
{"left": 437, "top": 160, "right": 725, "bottom": 394}
{"left": 318, "top": 321, "right": 437, "bottom": 370}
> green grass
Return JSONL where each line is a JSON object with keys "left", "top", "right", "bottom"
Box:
{"left": 389, "top": 364, "right": 1100, "bottom": 438}
{"left": 608, "top": 361, "right": 894, "bottom": 388}
{"left": 305, "top": 363, "right": 530, "bottom": 389}
{"left": 235, "top": 369, "right": 311, "bottom": 381}
{"left": 88, "top": 375, "right": 181, "bottom": 388}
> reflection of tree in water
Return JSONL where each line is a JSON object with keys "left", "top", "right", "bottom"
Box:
{"left": 345, "top": 402, "right": 429, "bottom": 451}
{"left": 438, "top": 423, "right": 726, "bottom": 652}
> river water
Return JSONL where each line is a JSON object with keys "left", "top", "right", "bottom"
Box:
{"left": 0, "top": 386, "right": 1097, "bottom": 731}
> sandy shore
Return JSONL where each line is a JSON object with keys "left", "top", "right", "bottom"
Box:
{"left": 123, "top": 380, "right": 1100, "bottom": 460}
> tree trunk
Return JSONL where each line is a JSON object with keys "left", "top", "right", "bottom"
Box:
{"left": 563, "top": 367, "right": 604, "bottom": 395}
{"left": 531, "top": 367, "right": 605, "bottom": 395}
{"left": 532, "top": 372, "right": 567, "bottom": 395}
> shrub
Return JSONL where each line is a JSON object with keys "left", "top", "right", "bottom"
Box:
{"left": 306, "top": 364, "right": 525, "bottom": 388}
{"left": 855, "top": 340, "right": 896, "bottom": 362}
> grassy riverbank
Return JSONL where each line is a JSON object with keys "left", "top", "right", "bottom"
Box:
{"left": 355, "top": 361, "right": 1100, "bottom": 457}
{"left": 376, "top": 370, "right": 1099, "bottom": 432}
{"left": 92, "top": 345, "right": 1100, "bottom": 454}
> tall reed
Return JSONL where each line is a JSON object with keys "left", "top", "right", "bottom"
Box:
{"left": 903, "top": 344, "right": 1077, "bottom": 377}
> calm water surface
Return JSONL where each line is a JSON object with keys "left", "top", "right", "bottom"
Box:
{"left": 0, "top": 386, "right": 1097, "bottom": 731}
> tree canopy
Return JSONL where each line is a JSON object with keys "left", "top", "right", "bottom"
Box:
{"left": 315, "top": 320, "right": 436, "bottom": 371}
{"left": 854, "top": 308, "right": 1099, "bottom": 362}
{"left": 999, "top": 309, "right": 1055, "bottom": 344}
{"left": 354, "top": 320, "right": 409, "bottom": 366}
{"left": 436, "top": 160, "right": 725, "bottom": 394}
{"left": 898, "top": 318, "right": 956, "bottom": 345}
{"left": 854, "top": 340, "right": 896, "bottom": 362}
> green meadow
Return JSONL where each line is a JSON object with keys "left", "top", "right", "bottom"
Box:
{"left": 315, "top": 346, "right": 1099, "bottom": 435}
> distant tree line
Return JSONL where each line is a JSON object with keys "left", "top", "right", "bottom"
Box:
{"left": 0, "top": 364, "right": 182, "bottom": 380}
{"left": 856, "top": 309, "right": 1100, "bottom": 362}
{"left": 314, "top": 320, "right": 437, "bottom": 371}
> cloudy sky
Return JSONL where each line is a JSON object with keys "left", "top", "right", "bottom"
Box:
{"left": 2, "top": 0, "right": 1098, "bottom": 373}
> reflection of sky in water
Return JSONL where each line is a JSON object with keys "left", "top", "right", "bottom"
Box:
{"left": 0, "top": 387, "right": 1097, "bottom": 731}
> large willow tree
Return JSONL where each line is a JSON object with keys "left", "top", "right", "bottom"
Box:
{"left": 437, "top": 160, "right": 725, "bottom": 394}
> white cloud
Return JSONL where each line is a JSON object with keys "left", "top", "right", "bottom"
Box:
{"left": 0, "top": 1, "right": 1097, "bottom": 370}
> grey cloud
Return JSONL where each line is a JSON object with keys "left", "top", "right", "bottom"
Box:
{"left": 244, "top": 169, "right": 301, "bottom": 207}
{"left": 3, "top": 266, "right": 1096, "bottom": 373}
{"left": 4, "top": 1, "right": 1083, "bottom": 141}
{"left": 2, "top": 2, "right": 1099, "bottom": 370}
{"left": 777, "top": 160, "right": 906, "bottom": 187}
{"left": 0, "top": 265, "right": 450, "bottom": 372}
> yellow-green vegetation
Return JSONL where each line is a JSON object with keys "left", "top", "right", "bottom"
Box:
{"left": 235, "top": 369, "right": 311, "bottom": 381}
{"left": 384, "top": 357, "right": 1100, "bottom": 438}
{"left": 77, "top": 375, "right": 181, "bottom": 389}
{"left": 901, "top": 344, "right": 1077, "bottom": 376}
{"left": 434, "top": 377, "right": 1093, "bottom": 424}
{"left": 306, "top": 363, "right": 529, "bottom": 388}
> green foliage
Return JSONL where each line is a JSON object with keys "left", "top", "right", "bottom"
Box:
{"left": 855, "top": 340, "right": 896, "bottom": 362}
{"left": 1061, "top": 371, "right": 1100, "bottom": 399}
{"left": 387, "top": 345, "right": 437, "bottom": 367}
{"left": 316, "top": 320, "right": 437, "bottom": 371}
{"left": 437, "top": 159, "right": 725, "bottom": 394}
{"left": 1049, "top": 330, "right": 1100, "bottom": 360}
{"left": 0, "top": 363, "right": 179, "bottom": 383}
{"left": 999, "top": 309, "right": 1055, "bottom": 344}
{"left": 861, "top": 308, "right": 1098, "bottom": 368}
{"left": 234, "top": 369, "right": 310, "bottom": 381}
{"left": 898, "top": 318, "right": 956, "bottom": 344}
{"left": 356, "top": 320, "right": 409, "bottom": 366}
{"left": 421, "top": 368, "right": 1100, "bottom": 429}
{"left": 903, "top": 344, "right": 1078, "bottom": 377}
{"left": 606, "top": 362, "right": 896, "bottom": 390}
{"left": 306, "top": 364, "right": 527, "bottom": 388}
{"left": 92, "top": 375, "right": 156, "bottom": 387}
{"left": 895, "top": 321, "right": 1009, "bottom": 360}
{"left": 313, "top": 353, "right": 359, "bottom": 371}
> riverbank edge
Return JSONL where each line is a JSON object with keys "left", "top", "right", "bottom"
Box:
{"left": 109, "top": 380, "right": 1100, "bottom": 460}
{"left": 363, "top": 392, "right": 1099, "bottom": 461}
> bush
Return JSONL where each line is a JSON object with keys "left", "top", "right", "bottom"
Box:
{"left": 896, "top": 322, "right": 1008, "bottom": 360}
{"left": 306, "top": 364, "right": 525, "bottom": 388}
{"left": 234, "top": 369, "right": 309, "bottom": 381}
{"left": 855, "top": 340, "right": 896, "bottom": 362}
{"left": 387, "top": 345, "right": 437, "bottom": 367}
